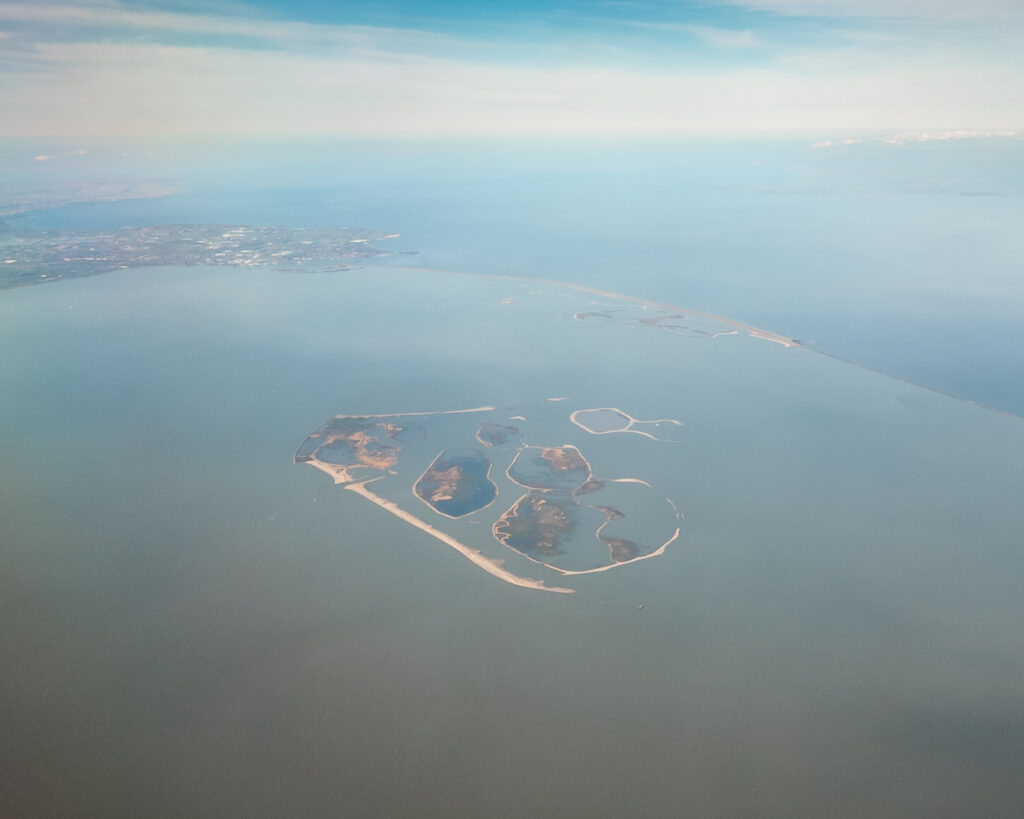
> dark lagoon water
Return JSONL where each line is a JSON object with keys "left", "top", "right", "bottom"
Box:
{"left": 3, "top": 140, "right": 1024, "bottom": 817}
{"left": 413, "top": 448, "right": 496, "bottom": 519}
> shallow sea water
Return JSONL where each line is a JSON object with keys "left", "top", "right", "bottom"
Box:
{"left": 3, "top": 262, "right": 1024, "bottom": 816}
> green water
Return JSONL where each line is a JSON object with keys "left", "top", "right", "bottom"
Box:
{"left": 3, "top": 264, "right": 1024, "bottom": 816}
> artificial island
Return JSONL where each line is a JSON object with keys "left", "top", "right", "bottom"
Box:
{"left": 295, "top": 405, "right": 684, "bottom": 593}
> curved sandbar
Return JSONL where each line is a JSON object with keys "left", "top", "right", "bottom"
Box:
{"left": 330, "top": 406, "right": 495, "bottom": 420}
{"left": 493, "top": 490, "right": 679, "bottom": 575}
{"left": 570, "top": 407, "right": 683, "bottom": 441}
{"left": 507, "top": 445, "right": 592, "bottom": 493}
{"left": 493, "top": 493, "right": 578, "bottom": 562}
{"left": 475, "top": 423, "right": 521, "bottom": 448}
{"left": 570, "top": 408, "right": 630, "bottom": 433}
{"left": 347, "top": 479, "right": 572, "bottom": 594}
{"left": 541, "top": 527, "right": 680, "bottom": 576}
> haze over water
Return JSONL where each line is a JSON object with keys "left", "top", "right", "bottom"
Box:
{"left": 12, "top": 136, "right": 1024, "bottom": 415}
{"left": 3, "top": 138, "right": 1024, "bottom": 815}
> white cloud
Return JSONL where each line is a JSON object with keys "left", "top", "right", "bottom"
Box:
{"left": 813, "top": 130, "right": 1023, "bottom": 148}
{"left": 717, "top": 0, "right": 1024, "bottom": 21}
{"left": 1, "top": 0, "right": 1022, "bottom": 135}
{"left": 620, "top": 21, "right": 759, "bottom": 48}
{"left": 0, "top": 1, "right": 458, "bottom": 55}
{"left": 4, "top": 37, "right": 1023, "bottom": 136}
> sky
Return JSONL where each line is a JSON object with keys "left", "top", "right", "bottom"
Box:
{"left": 1, "top": 0, "right": 1022, "bottom": 136}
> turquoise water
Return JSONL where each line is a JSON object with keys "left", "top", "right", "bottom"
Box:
{"left": 3, "top": 259, "right": 1024, "bottom": 816}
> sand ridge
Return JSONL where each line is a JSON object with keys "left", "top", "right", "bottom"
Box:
{"left": 347, "top": 479, "right": 573, "bottom": 594}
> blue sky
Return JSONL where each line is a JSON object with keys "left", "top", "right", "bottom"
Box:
{"left": 1, "top": 0, "right": 1022, "bottom": 135}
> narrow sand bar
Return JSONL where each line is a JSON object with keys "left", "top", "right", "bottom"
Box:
{"left": 391, "top": 266, "right": 801, "bottom": 348}
{"left": 332, "top": 406, "right": 495, "bottom": 420}
{"left": 347, "top": 479, "right": 573, "bottom": 594}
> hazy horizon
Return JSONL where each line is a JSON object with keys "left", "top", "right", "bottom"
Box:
{"left": 2, "top": 0, "right": 1023, "bottom": 136}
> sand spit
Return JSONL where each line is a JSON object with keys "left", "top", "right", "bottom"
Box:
{"left": 347, "top": 480, "right": 572, "bottom": 594}
{"left": 331, "top": 406, "right": 494, "bottom": 420}
{"left": 373, "top": 267, "right": 1024, "bottom": 423}
{"left": 308, "top": 461, "right": 382, "bottom": 485}
{"left": 559, "top": 285, "right": 800, "bottom": 348}
{"left": 749, "top": 330, "right": 794, "bottom": 347}
{"left": 389, "top": 265, "right": 801, "bottom": 349}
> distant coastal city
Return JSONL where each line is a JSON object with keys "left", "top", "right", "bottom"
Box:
{"left": 0, "top": 222, "right": 398, "bottom": 288}
{"left": 0, "top": 181, "right": 399, "bottom": 288}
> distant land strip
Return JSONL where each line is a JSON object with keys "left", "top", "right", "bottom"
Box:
{"left": 0, "top": 180, "right": 185, "bottom": 218}
{"left": 388, "top": 264, "right": 1024, "bottom": 424}
{"left": 390, "top": 265, "right": 801, "bottom": 349}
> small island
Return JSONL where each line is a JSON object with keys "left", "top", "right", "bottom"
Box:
{"left": 294, "top": 416, "right": 399, "bottom": 484}
{"left": 414, "top": 448, "right": 497, "bottom": 518}
{"left": 476, "top": 423, "right": 521, "bottom": 448}
{"left": 507, "top": 445, "right": 591, "bottom": 492}
{"left": 493, "top": 493, "right": 577, "bottom": 560}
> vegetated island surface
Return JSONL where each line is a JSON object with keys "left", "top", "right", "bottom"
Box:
{"left": 295, "top": 406, "right": 684, "bottom": 593}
